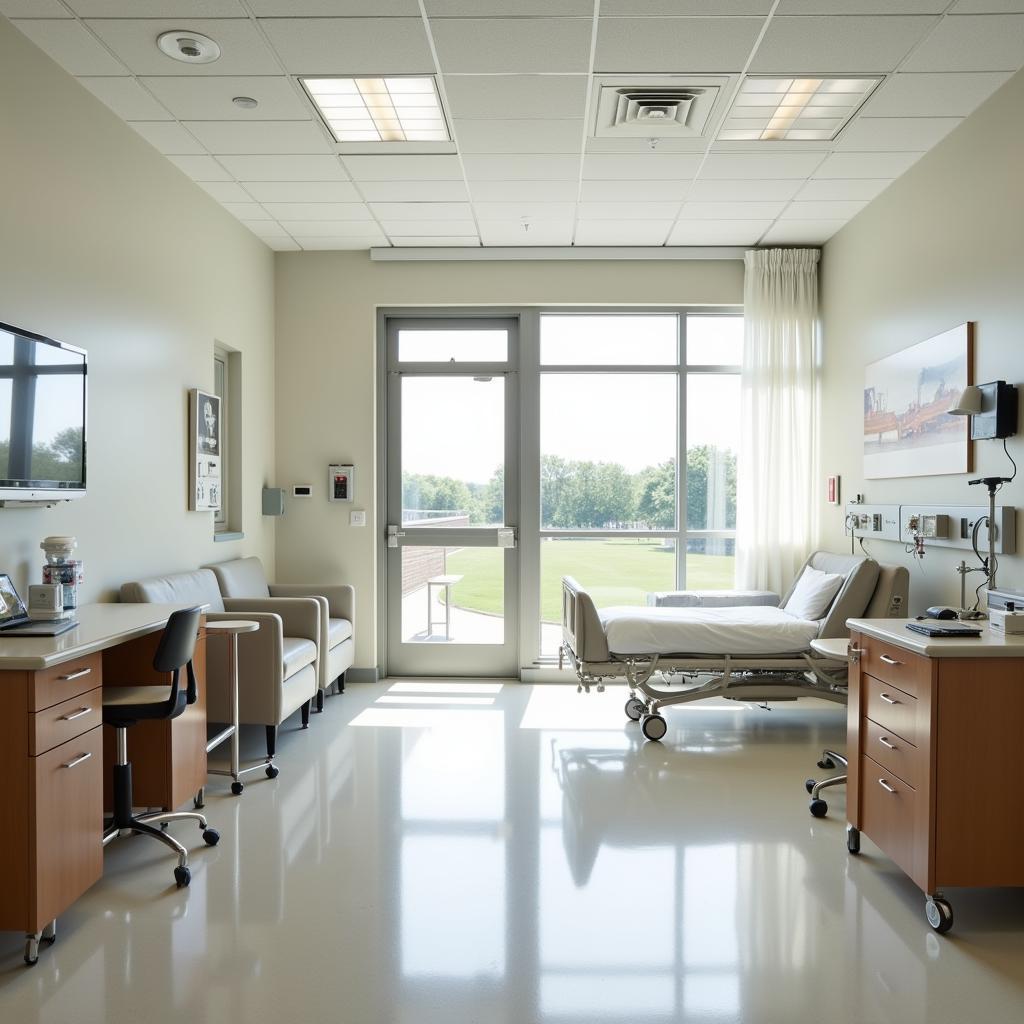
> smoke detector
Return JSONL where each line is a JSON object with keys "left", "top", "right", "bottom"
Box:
{"left": 157, "top": 30, "right": 221, "bottom": 65}
{"left": 592, "top": 76, "right": 728, "bottom": 139}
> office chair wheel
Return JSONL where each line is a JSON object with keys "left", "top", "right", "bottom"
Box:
{"left": 809, "top": 798, "right": 828, "bottom": 818}
{"left": 847, "top": 826, "right": 861, "bottom": 855}
{"left": 231, "top": 781, "right": 244, "bottom": 796}
{"left": 174, "top": 865, "right": 191, "bottom": 888}
{"left": 817, "top": 757, "right": 836, "bottom": 770}
{"left": 926, "top": 897, "right": 954, "bottom": 934}
{"left": 624, "top": 697, "right": 645, "bottom": 721}
{"left": 640, "top": 713, "right": 667, "bottom": 742}
{"left": 266, "top": 764, "right": 280, "bottom": 779}
{"left": 202, "top": 828, "right": 220, "bottom": 846}
{"left": 805, "top": 777, "right": 816, "bottom": 794}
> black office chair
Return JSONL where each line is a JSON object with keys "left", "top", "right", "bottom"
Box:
{"left": 805, "top": 748, "right": 848, "bottom": 818}
{"left": 102, "top": 606, "right": 219, "bottom": 887}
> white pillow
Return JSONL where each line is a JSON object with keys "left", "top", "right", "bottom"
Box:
{"left": 784, "top": 565, "right": 844, "bottom": 621}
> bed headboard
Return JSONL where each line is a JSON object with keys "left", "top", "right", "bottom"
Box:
{"left": 562, "top": 576, "right": 610, "bottom": 663}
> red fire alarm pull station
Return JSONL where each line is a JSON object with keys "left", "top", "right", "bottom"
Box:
{"left": 329, "top": 464, "right": 354, "bottom": 502}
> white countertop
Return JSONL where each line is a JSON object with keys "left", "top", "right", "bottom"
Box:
{"left": 847, "top": 617, "right": 1024, "bottom": 658}
{"left": 0, "top": 602, "right": 206, "bottom": 671}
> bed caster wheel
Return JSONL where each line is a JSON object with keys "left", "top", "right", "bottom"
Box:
{"left": 926, "top": 897, "right": 954, "bottom": 934}
{"left": 805, "top": 777, "right": 816, "bottom": 794}
{"left": 231, "top": 781, "right": 244, "bottom": 796}
{"left": 174, "top": 865, "right": 191, "bottom": 888}
{"left": 640, "top": 713, "right": 667, "bottom": 742}
{"left": 809, "top": 798, "right": 828, "bottom": 818}
{"left": 846, "top": 826, "right": 861, "bottom": 855}
{"left": 624, "top": 697, "right": 645, "bottom": 721}
{"left": 817, "top": 757, "right": 835, "bottom": 770}
{"left": 266, "top": 764, "right": 280, "bottom": 779}
{"left": 202, "top": 828, "right": 220, "bottom": 846}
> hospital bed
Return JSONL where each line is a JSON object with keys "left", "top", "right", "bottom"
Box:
{"left": 559, "top": 552, "right": 909, "bottom": 741}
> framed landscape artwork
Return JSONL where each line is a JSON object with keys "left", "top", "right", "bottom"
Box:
{"left": 864, "top": 323, "right": 974, "bottom": 479}
{"left": 188, "top": 388, "right": 222, "bottom": 511}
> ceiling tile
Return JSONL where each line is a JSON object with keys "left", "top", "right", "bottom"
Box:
{"left": 78, "top": 77, "right": 173, "bottom": 120}
{"left": 390, "top": 236, "right": 481, "bottom": 247}
{"left": 427, "top": 0, "right": 593, "bottom": 12}
{"left": 295, "top": 236, "right": 384, "bottom": 250}
{"left": 129, "top": 121, "right": 206, "bottom": 154}
{"left": 282, "top": 221, "right": 385, "bottom": 237}
{"left": 217, "top": 154, "right": 347, "bottom": 181}
{"left": 463, "top": 154, "right": 581, "bottom": 180}
{"left": 574, "top": 221, "right": 671, "bottom": 245}
{"left": 263, "top": 238, "right": 302, "bottom": 251}
{"left": 221, "top": 201, "right": 272, "bottom": 219}
{"left": 668, "top": 221, "right": 773, "bottom": 245}
{"left": 167, "top": 154, "right": 232, "bottom": 180}
{"left": 344, "top": 155, "right": 463, "bottom": 180}
{"left": 183, "top": 121, "right": 331, "bottom": 155}
{"left": 794, "top": 177, "right": 891, "bottom": 200}
{"left": 687, "top": 179, "right": 804, "bottom": 200}
{"left": 595, "top": 17, "right": 763, "bottom": 73}
{"left": 85, "top": 19, "right": 281, "bottom": 76}
{"left": 262, "top": 202, "right": 375, "bottom": 221}
{"left": 583, "top": 154, "right": 703, "bottom": 180}
{"left": 750, "top": 15, "right": 938, "bottom": 72}
{"left": 776, "top": 1, "right": 946, "bottom": 11}
{"left": 950, "top": 1, "right": 1024, "bottom": 11}
{"left": 444, "top": 75, "right": 587, "bottom": 120}
{"left": 240, "top": 220, "right": 292, "bottom": 238}
{"left": 602, "top": 1, "right": 773, "bottom": 11}
{"left": 250, "top": 1, "right": 419, "bottom": 12}
{"left": 680, "top": 201, "right": 788, "bottom": 219}
{"left": 261, "top": 18, "right": 434, "bottom": 75}
{"left": 242, "top": 181, "right": 362, "bottom": 202}
{"left": 835, "top": 116, "right": 961, "bottom": 150}
{"left": 864, "top": 71, "right": 1012, "bottom": 117}
{"left": 781, "top": 199, "right": 869, "bottom": 218}
{"left": 901, "top": 14, "right": 1024, "bottom": 71}
{"left": 701, "top": 152, "right": 827, "bottom": 179}
{"left": 380, "top": 219, "right": 479, "bottom": 235}
{"left": 576, "top": 201, "right": 680, "bottom": 219}
{"left": 12, "top": 20, "right": 128, "bottom": 76}
{"left": 141, "top": 76, "right": 310, "bottom": 121}
{"left": 430, "top": 18, "right": 593, "bottom": 73}
{"left": 455, "top": 120, "right": 581, "bottom": 154}
{"left": 68, "top": 2, "right": 246, "bottom": 14}
{"left": 813, "top": 151, "right": 924, "bottom": 177}
{"left": 197, "top": 180, "right": 252, "bottom": 203}
{"left": 473, "top": 202, "right": 578, "bottom": 220}
{"left": 359, "top": 180, "right": 469, "bottom": 201}
{"left": 579, "top": 180, "right": 691, "bottom": 201}
{"left": 470, "top": 180, "right": 580, "bottom": 202}
{"left": 761, "top": 219, "right": 846, "bottom": 243}
{"left": 369, "top": 202, "right": 474, "bottom": 220}
{"left": 478, "top": 221, "right": 574, "bottom": 245}
{"left": 0, "top": 1, "right": 70, "bottom": 15}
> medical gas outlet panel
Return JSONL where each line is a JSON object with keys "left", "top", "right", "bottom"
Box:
{"left": 900, "top": 505, "right": 1016, "bottom": 555}
{"left": 845, "top": 503, "right": 901, "bottom": 542}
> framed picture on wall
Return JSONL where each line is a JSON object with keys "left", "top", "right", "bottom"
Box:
{"left": 189, "top": 388, "right": 222, "bottom": 511}
{"left": 864, "top": 323, "right": 974, "bottom": 479}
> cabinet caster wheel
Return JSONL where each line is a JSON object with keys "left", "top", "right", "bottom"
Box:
{"left": 231, "top": 781, "right": 244, "bottom": 796}
{"left": 640, "top": 713, "right": 667, "bottom": 742}
{"left": 24, "top": 942, "right": 38, "bottom": 966}
{"left": 926, "top": 897, "right": 954, "bottom": 934}
{"left": 624, "top": 697, "right": 645, "bottom": 721}
{"left": 174, "top": 865, "right": 191, "bottom": 888}
{"left": 266, "top": 764, "right": 280, "bottom": 779}
{"left": 809, "top": 798, "right": 828, "bottom": 818}
{"left": 202, "top": 828, "right": 220, "bottom": 846}
{"left": 42, "top": 921, "right": 56, "bottom": 945}
{"left": 847, "top": 826, "right": 861, "bottom": 855}
{"left": 817, "top": 757, "right": 835, "bottom": 770}
{"left": 805, "top": 777, "right": 816, "bottom": 794}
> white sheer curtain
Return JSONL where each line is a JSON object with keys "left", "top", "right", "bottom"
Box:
{"left": 736, "top": 248, "right": 820, "bottom": 595}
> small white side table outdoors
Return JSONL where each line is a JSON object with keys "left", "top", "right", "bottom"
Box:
{"left": 204, "top": 619, "right": 273, "bottom": 796}
{"left": 427, "top": 574, "right": 463, "bottom": 640}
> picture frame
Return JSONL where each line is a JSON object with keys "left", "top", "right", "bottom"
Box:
{"left": 188, "top": 388, "right": 222, "bottom": 512}
{"left": 864, "top": 323, "right": 974, "bottom": 480}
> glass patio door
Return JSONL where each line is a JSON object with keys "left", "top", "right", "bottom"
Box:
{"left": 384, "top": 318, "right": 519, "bottom": 676}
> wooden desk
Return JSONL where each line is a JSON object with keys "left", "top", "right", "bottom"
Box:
{"left": 845, "top": 617, "right": 1024, "bottom": 934}
{"left": 0, "top": 603, "right": 207, "bottom": 957}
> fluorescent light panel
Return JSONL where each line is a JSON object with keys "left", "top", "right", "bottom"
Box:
{"left": 302, "top": 76, "right": 450, "bottom": 143}
{"left": 720, "top": 77, "right": 881, "bottom": 142}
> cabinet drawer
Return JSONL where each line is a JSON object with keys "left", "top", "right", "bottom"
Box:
{"left": 31, "top": 687, "right": 102, "bottom": 756}
{"left": 32, "top": 654, "right": 103, "bottom": 712}
{"left": 859, "top": 637, "right": 929, "bottom": 698}
{"left": 864, "top": 674, "right": 921, "bottom": 747}
{"left": 860, "top": 754, "right": 918, "bottom": 880}
{"left": 863, "top": 715, "right": 920, "bottom": 789}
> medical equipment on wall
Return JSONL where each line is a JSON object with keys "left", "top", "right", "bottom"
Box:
{"left": 328, "top": 464, "right": 354, "bottom": 502}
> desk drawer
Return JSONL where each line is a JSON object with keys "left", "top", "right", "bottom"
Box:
{"left": 863, "top": 716, "right": 920, "bottom": 789}
{"left": 32, "top": 654, "right": 102, "bottom": 712}
{"left": 859, "top": 637, "right": 929, "bottom": 698}
{"left": 31, "top": 687, "right": 102, "bottom": 756}
{"left": 860, "top": 754, "right": 918, "bottom": 880}
{"left": 864, "top": 674, "right": 921, "bottom": 748}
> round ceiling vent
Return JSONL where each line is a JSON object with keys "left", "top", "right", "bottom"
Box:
{"left": 157, "top": 30, "right": 221, "bottom": 65}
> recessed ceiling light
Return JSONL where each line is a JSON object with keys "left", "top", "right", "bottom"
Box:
{"left": 719, "top": 76, "right": 882, "bottom": 142}
{"left": 301, "top": 76, "right": 450, "bottom": 143}
{"left": 232, "top": 96, "right": 258, "bottom": 109}
{"left": 157, "top": 30, "right": 221, "bottom": 65}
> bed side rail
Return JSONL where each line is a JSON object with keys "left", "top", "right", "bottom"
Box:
{"left": 561, "top": 576, "right": 610, "bottom": 664}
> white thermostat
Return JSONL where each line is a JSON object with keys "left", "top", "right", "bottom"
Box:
{"left": 329, "top": 464, "right": 354, "bottom": 502}
{"left": 293, "top": 485, "right": 312, "bottom": 498}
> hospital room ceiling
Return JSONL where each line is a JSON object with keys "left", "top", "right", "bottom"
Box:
{"left": 7, "top": 1, "right": 1023, "bottom": 252}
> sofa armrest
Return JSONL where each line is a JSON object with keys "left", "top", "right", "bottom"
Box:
{"left": 222, "top": 596, "right": 320, "bottom": 644}
{"left": 270, "top": 583, "right": 354, "bottom": 624}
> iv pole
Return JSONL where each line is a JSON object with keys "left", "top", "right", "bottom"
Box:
{"left": 966, "top": 475, "right": 1011, "bottom": 611}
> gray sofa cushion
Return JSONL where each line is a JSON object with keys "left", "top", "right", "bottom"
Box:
{"left": 120, "top": 568, "right": 225, "bottom": 613}
{"left": 209, "top": 556, "right": 271, "bottom": 599}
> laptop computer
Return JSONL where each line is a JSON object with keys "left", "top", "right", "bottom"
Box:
{"left": 906, "top": 620, "right": 983, "bottom": 638}
{"left": 0, "top": 574, "right": 78, "bottom": 636}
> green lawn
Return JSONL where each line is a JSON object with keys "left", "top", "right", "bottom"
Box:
{"left": 444, "top": 539, "right": 735, "bottom": 623}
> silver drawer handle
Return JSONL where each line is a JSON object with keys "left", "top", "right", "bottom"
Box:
{"left": 58, "top": 667, "right": 92, "bottom": 682}
{"left": 878, "top": 735, "right": 898, "bottom": 750}
{"left": 878, "top": 778, "right": 897, "bottom": 794}
{"left": 59, "top": 706, "right": 92, "bottom": 722}
{"left": 879, "top": 692, "right": 900, "bottom": 705}
{"left": 61, "top": 751, "right": 93, "bottom": 769}
{"left": 879, "top": 654, "right": 902, "bottom": 666}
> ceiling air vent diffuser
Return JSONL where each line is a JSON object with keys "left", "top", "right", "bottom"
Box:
{"left": 592, "top": 77, "right": 727, "bottom": 139}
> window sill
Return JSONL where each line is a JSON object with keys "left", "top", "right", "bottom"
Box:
{"left": 214, "top": 531, "right": 244, "bottom": 543}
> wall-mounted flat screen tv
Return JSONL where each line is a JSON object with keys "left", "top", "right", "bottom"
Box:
{"left": 1, "top": 321, "right": 87, "bottom": 503}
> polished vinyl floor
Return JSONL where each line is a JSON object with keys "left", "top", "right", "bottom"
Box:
{"left": 3, "top": 680, "right": 1024, "bottom": 1023}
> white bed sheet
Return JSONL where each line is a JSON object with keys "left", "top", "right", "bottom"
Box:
{"left": 598, "top": 604, "right": 819, "bottom": 656}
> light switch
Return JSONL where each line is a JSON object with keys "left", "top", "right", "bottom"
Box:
{"left": 350, "top": 510, "right": 366, "bottom": 527}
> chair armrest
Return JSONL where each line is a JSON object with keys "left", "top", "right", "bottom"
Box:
{"left": 222, "top": 597, "right": 320, "bottom": 643}
{"left": 270, "top": 583, "right": 354, "bottom": 624}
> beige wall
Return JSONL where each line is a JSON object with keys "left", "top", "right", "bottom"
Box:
{"left": 275, "top": 255, "right": 743, "bottom": 668}
{"left": 820, "top": 69, "right": 1024, "bottom": 612}
{"left": 0, "top": 19, "right": 276, "bottom": 600}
